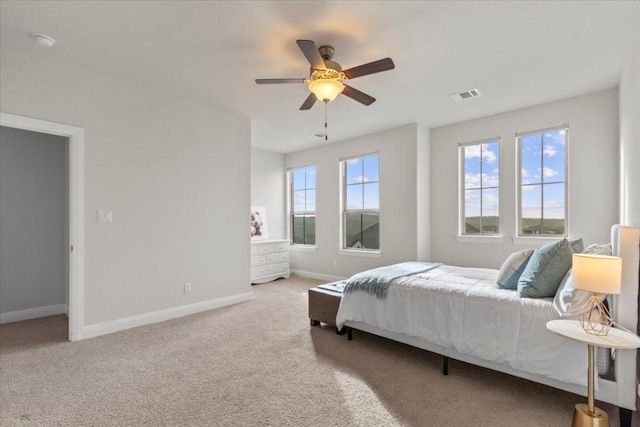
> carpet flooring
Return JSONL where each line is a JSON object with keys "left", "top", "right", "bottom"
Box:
{"left": 1, "top": 275, "right": 638, "bottom": 426}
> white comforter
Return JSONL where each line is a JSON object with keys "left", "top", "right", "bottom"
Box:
{"left": 336, "top": 265, "right": 588, "bottom": 387}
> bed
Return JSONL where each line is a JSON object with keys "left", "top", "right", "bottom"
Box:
{"left": 335, "top": 225, "right": 640, "bottom": 426}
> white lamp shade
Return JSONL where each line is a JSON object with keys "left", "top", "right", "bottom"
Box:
{"left": 572, "top": 253, "right": 622, "bottom": 294}
{"left": 309, "top": 79, "right": 345, "bottom": 102}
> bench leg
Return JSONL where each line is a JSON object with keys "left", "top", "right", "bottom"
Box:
{"left": 347, "top": 327, "right": 353, "bottom": 341}
{"left": 310, "top": 319, "right": 320, "bottom": 326}
{"left": 442, "top": 356, "right": 449, "bottom": 375}
{"left": 336, "top": 327, "right": 347, "bottom": 335}
{"left": 619, "top": 407, "right": 632, "bottom": 427}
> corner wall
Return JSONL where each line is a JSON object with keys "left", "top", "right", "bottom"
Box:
{"left": 285, "top": 124, "right": 421, "bottom": 278}
{"left": 430, "top": 89, "right": 619, "bottom": 269}
{"left": 251, "top": 148, "right": 286, "bottom": 240}
{"left": 0, "top": 47, "right": 251, "bottom": 330}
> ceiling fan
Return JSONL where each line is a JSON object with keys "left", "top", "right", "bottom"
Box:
{"left": 255, "top": 40, "right": 395, "bottom": 110}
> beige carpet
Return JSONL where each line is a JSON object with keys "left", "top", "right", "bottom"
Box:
{"left": 1, "top": 275, "right": 637, "bottom": 427}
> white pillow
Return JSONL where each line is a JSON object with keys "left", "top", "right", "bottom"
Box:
{"left": 552, "top": 270, "right": 605, "bottom": 318}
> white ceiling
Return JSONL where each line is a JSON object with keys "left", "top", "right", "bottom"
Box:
{"left": 0, "top": 1, "right": 636, "bottom": 154}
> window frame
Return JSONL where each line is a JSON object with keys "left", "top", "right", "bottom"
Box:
{"left": 516, "top": 125, "right": 569, "bottom": 238}
{"left": 288, "top": 164, "right": 316, "bottom": 247}
{"left": 458, "top": 137, "right": 502, "bottom": 237}
{"left": 340, "top": 152, "right": 381, "bottom": 253}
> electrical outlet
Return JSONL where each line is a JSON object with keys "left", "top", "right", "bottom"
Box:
{"left": 184, "top": 283, "right": 192, "bottom": 293}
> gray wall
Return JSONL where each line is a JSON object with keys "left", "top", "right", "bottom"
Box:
{"left": 0, "top": 126, "right": 67, "bottom": 314}
{"left": 251, "top": 148, "right": 285, "bottom": 240}
{"left": 430, "top": 89, "right": 619, "bottom": 269}
{"left": 285, "top": 124, "right": 425, "bottom": 278}
{"left": 619, "top": 2, "right": 640, "bottom": 225}
{"left": 1, "top": 46, "right": 251, "bottom": 327}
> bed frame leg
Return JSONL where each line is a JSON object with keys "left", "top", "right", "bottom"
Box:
{"left": 619, "top": 407, "right": 632, "bottom": 427}
{"left": 347, "top": 327, "right": 353, "bottom": 341}
{"left": 442, "top": 356, "right": 449, "bottom": 375}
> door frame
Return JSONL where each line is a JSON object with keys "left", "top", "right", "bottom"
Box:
{"left": 1, "top": 112, "right": 85, "bottom": 341}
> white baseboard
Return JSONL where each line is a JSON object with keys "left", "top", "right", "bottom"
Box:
{"left": 0, "top": 304, "right": 68, "bottom": 324}
{"left": 291, "top": 269, "right": 346, "bottom": 283}
{"left": 79, "top": 292, "right": 253, "bottom": 340}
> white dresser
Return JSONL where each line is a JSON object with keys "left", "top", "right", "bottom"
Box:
{"left": 251, "top": 239, "right": 290, "bottom": 284}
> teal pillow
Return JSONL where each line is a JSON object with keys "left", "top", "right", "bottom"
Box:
{"left": 496, "top": 249, "right": 534, "bottom": 289}
{"left": 518, "top": 238, "right": 574, "bottom": 298}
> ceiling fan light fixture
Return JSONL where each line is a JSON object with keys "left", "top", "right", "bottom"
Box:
{"left": 309, "top": 79, "right": 345, "bottom": 103}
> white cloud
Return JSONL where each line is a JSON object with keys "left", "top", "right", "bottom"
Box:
{"left": 543, "top": 144, "right": 557, "bottom": 157}
{"left": 542, "top": 167, "right": 558, "bottom": 177}
{"left": 352, "top": 175, "right": 369, "bottom": 183}
{"left": 465, "top": 145, "right": 497, "bottom": 163}
{"left": 465, "top": 173, "right": 499, "bottom": 188}
{"left": 521, "top": 168, "right": 529, "bottom": 177}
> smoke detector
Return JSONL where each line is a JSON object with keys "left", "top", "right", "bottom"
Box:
{"left": 450, "top": 88, "right": 481, "bottom": 102}
{"left": 32, "top": 34, "right": 55, "bottom": 47}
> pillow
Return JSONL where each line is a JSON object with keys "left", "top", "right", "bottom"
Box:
{"left": 568, "top": 238, "right": 584, "bottom": 253}
{"left": 552, "top": 270, "right": 605, "bottom": 317}
{"left": 496, "top": 249, "right": 534, "bottom": 289}
{"left": 583, "top": 242, "right": 612, "bottom": 256}
{"left": 518, "top": 238, "right": 574, "bottom": 298}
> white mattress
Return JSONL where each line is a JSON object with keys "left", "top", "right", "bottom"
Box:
{"left": 336, "top": 265, "right": 590, "bottom": 387}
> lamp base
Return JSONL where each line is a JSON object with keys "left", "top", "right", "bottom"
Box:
{"left": 571, "top": 404, "right": 609, "bottom": 427}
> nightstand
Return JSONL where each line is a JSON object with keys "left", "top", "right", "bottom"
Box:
{"left": 547, "top": 319, "right": 640, "bottom": 427}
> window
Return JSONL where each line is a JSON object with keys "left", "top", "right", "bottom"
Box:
{"left": 290, "top": 165, "right": 316, "bottom": 245}
{"left": 517, "top": 126, "right": 567, "bottom": 236}
{"left": 342, "top": 154, "right": 379, "bottom": 250}
{"left": 460, "top": 139, "right": 500, "bottom": 235}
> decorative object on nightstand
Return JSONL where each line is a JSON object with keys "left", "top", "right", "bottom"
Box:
{"left": 573, "top": 254, "right": 622, "bottom": 336}
{"left": 547, "top": 320, "right": 640, "bottom": 427}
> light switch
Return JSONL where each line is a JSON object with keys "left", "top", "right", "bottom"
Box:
{"left": 97, "top": 211, "right": 112, "bottom": 222}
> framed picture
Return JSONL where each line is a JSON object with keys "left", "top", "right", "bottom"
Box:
{"left": 251, "top": 206, "right": 269, "bottom": 240}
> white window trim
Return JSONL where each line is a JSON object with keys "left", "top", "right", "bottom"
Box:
{"left": 288, "top": 164, "right": 317, "bottom": 248}
{"left": 456, "top": 235, "right": 505, "bottom": 244}
{"left": 458, "top": 137, "right": 501, "bottom": 237}
{"left": 340, "top": 152, "right": 381, "bottom": 253}
{"left": 516, "top": 125, "right": 569, "bottom": 238}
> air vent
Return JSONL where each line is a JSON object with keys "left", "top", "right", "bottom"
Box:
{"left": 450, "top": 88, "right": 481, "bottom": 102}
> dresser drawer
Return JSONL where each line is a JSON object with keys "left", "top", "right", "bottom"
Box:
{"left": 267, "top": 262, "right": 289, "bottom": 274}
{"left": 251, "top": 266, "right": 267, "bottom": 278}
{"left": 258, "top": 244, "right": 274, "bottom": 254}
{"left": 251, "top": 255, "right": 267, "bottom": 267}
{"left": 267, "top": 253, "right": 288, "bottom": 264}
{"left": 273, "top": 241, "right": 289, "bottom": 252}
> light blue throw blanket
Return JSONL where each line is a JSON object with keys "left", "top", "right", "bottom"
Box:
{"left": 343, "top": 262, "right": 443, "bottom": 298}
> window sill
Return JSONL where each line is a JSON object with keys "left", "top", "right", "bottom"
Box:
{"left": 339, "top": 249, "right": 381, "bottom": 258}
{"left": 456, "top": 235, "right": 504, "bottom": 244}
{"left": 290, "top": 245, "right": 317, "bottom": 253}
{"left": 512, "top": 236, "right": 565, "bottom": 246}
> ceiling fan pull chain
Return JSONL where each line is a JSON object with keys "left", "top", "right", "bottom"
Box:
{"left": 325, "top": 101, "right": 328, "bottom": 141}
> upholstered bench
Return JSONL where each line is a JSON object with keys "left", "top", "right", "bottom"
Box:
{"left": 308, "top": 281, "right": 346, "bottom": 334}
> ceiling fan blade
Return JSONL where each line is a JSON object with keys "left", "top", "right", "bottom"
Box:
{"left": 296, "top": 40, "right": 326, "bottom": 70}
{"left": 255, "top": 78, "right": 306, "bottom": 84}
{"left": 343, "top": 58, "right": 395, "bottom": 80}
{"left": 342, "top": 85, "right": 376, "bottom": 106}
{"left": 299, "top": 93, "right": 317, "bottom": 110}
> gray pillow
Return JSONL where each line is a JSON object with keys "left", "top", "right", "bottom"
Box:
{"left": 496, "top": 249, "right": 534, "bottom": 290}
{"left": 568, "top": 238, "right": 584, "bottom": 253}
{"left": 518, "top": 238, "right": 574, "bottom": 298}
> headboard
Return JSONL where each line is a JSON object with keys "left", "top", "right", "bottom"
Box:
{"left": 611, "top": 224, "right": 640, "bottom": 409}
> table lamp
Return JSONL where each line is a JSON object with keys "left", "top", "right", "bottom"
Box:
{"left": 572, "top": 253, "right": 622, "bottom": 336}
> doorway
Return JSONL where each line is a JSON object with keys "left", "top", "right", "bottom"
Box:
{"left": 0, "top": 113, "right": 84, "bottom": 341}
